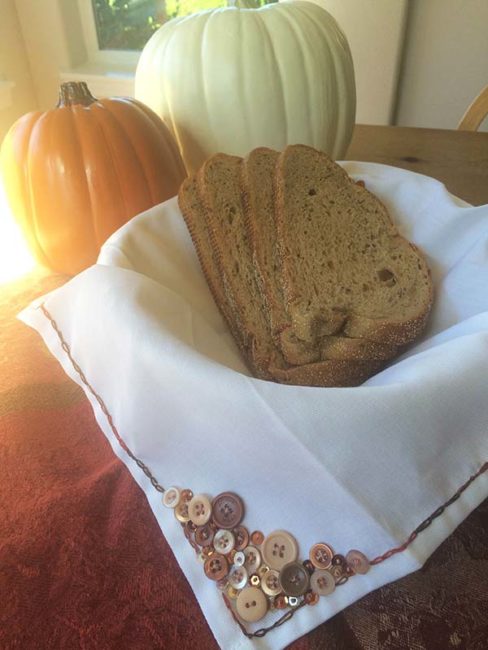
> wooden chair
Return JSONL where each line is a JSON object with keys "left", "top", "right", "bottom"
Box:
{"left": 457, "top": 85, "right": 488, "bottom": 131}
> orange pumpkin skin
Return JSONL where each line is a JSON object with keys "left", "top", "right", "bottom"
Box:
{"left": 0, "top": 82, "right": 187, "bottom": 275}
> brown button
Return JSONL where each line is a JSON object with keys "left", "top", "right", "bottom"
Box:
{"left": 332, "top": 554, "right": 346, "bottom": 566}
{"left": 233, "top": 526, "right": 249, "bottom": 551}
{"left": 212, "top": 492, "right": 244, "bottom": 529}
{"left": 262, "top": 530, "right": 298, "bottom": 570}
{"left": 345, "top": 549, "right": 370, "bottom": 574}
{"left": 250, "top": 530, "right": 264, "bottom": 546}
{"left": 180, "top": 489, "right": 193, "bottom": 502}
{"left": 305, "top": 591, "right": 320, "bottom": 605}
{"left": 261, "top": 569, "right": 282, "bottom": 597}
{"left": 310, "top": 543, "right": 334, "bottom": 569}
{"left": 279, "top": 561, "right": 310, "bottom": 596}
{"left": 188, "top": 494, "right": 212, "bottom": 526}
{"left": 310, "top": 569, "right": 336, "bottom": 596}
{"left": 329, "top": 564, "right": 344, "bottom": 583}
{"left": 236, "top": 586, "right": 268, "bottom": 622}
{"left": 195, "top": 523, "right": 215, "bottom": 547}
{"left": 274, "top": 594, "right": 287, "bottom": 609}
{"left": 204, "top": 554, "right": 229, "bottom": 581}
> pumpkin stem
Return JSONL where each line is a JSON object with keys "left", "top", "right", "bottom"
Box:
{"left": 57, "top": 82, "right": 97, "bottom": 108}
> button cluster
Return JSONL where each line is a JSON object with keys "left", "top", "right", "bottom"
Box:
{"left": 163, "top": 486, "right": 370, "bottom": 624}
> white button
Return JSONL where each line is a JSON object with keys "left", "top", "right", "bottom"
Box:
{"left": 188, "top": 494, "right": 212, "bottom": 526}
{"left": 162, "top": 487, "right": 180, "bottom": 508}
{"left": 243, "top": 546, "right": 261, "bottom": 574}
{"left": 213, "top": 529, "right": 235, "bottom": 555}
{"left": 228, "top": 565, "right": 248, "bottom": 590}
{"left": 234, "top": 551, "right": 246, "bottom": 567}
{"left": 236, "top": 586, "right": 268, "bottom": 622}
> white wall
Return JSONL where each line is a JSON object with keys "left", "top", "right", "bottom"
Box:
{"left": 0, "top": 0, "right": 37, "bottom": 140}
{"left": 396, "top": 0, "right": 488, "bottom": 131}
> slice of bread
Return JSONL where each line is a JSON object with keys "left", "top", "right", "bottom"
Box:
{"left": 197, "top": 153, "right": 278, "bottom": 378}
{"left": 275, "top": 145, "right": 433, "bottom": 347}
{"left": 178, "top": 175, "right": 256, "bottom": 374}
{"left": 242, "top": 147, "right": 398, "bottom": 364}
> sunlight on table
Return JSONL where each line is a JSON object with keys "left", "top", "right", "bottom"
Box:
{"left": 0, "top": 180, "right": 35, "bottom": 285}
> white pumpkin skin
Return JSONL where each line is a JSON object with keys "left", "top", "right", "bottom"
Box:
{"left": 135, "top": 1, "right": 355, "bottom": 174}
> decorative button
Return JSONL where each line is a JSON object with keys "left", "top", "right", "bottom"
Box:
{"left": 251, "top": 530, "right": 264, "bottom": 546}
{"left": 212, "top": 492, "right": 244, "bottom": 529}
{"left": 195, "top": 523, "right": 215, "bottom": 547}
{"left": 345, "top": 550, "right": 370, "bottom": 574}
{"left": 279, "top": 561, "right": 310, "bottom": 596}
{"left": 162, "top": 487, "right": 180, "bottom": 508}
{"left": 236, "top": 586, "right": 268, "bottom": 622}
{"left": 233, "top": 551, "right": 245, "bottom": 567}
{"left": 213, "top": 529, "right": 235, "bottom": 555}
{"left": 261, "top": 569, "right": 282, "bottom": 597}
{"left": 243, "top": 546, "right": 261, "bottom": 574}
{"left": 174, "top": 500, "right": 190, "bottom": 523}
{"left": 262, "top": 530, "right": 298, "bottom": 570}
{"left": 188, "top": 494, "right": 212, "bottom": 526}
{"left": 228, "top": 565, "right": 248, "bottom": 590}
{"left": 233, "top": 526, "right": 249, "bottom": 551}
{"left": 310, "top": 569, "right": 336, "bottom": 596}
{"left": 310, "top": 543, "right": 334, "bottom": 569}
{"left": 204, "top": 554, "right": 229, "bottom": 581}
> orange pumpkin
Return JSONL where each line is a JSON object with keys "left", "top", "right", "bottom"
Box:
{"left": 0, "top": 81, "right": 187, "bottom": 275}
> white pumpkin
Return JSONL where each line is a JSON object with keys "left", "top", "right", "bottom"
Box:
{"left": 135, "top": 1, "right": 355, "bottom": 174}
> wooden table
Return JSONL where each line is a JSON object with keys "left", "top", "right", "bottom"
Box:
{"left": 347, "top": 124, "right": 488, "bottom": 206}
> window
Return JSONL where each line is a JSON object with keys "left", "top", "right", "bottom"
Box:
{"left": 90, "top": 0, "right": 277, "bottom": 52}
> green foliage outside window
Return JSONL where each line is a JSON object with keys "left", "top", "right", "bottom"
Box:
{"left": 92, "top": 0, "right": 277, "bottom": 51}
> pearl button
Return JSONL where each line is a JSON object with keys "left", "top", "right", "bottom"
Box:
{"left": 260, "top": 569, "right": 282, "bottom": 597}
{"left": 236, "top": 586, "right": 268, "bottom": 622}
{"left": 188, "top": 494, "right": 212, "bottom": 526}
{"left": 213, "top": 529, "right": 235, "bottom": 555}
{"left": 262, "top": 530, "right": 298, "bottom": 571}
{"left": 228, "top": 565, "right": 248, "bottom": 590}
{"left": 162, "top": 487, "right": 180, "bottom": 508}
{"left": 310, "top": 569, "right": 336, "bottom": 596}
{"left": 243, "top": 545, "right": 261, "bottom": 574}
{"left": 234, "top": 551, "right": 246, "bottom": 567}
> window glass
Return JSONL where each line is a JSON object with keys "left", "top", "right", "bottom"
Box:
{"left": 92, "top": 0, "right": 277, "bottom": 51}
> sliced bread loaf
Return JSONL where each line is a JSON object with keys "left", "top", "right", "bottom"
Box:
{"left": 274, "top": 144, "right": 433, "bottom": 347}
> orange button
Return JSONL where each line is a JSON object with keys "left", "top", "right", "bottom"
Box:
{"left": 204, "top": 554, "right": 229, "bottom": 581}
{"left": 309, "top": 543, "right": 334, "bottom": 569}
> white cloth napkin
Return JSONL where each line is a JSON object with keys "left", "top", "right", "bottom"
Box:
{"left": 19, "top": 162, "right": 488, "bottom": 650}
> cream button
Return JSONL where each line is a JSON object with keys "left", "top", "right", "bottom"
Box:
{"left": 310, "top": 569, "right": 336, "bottom": 596}
{"left": 188, "top": 494, "right": 212, "bottom": 526}
{"left": 228, "top": 565, "right": 248, "bottom": 590}
{"left": 174, "top": 499, "right": 190, "bottom": 523}
{"left": 243, "top": 546, "right": 261, "bottom": 574}
{"left": 261, "top": 569, "right": 282, "bottom": 597}
{"left": 236, "top": 586, "right": 268, "bottom": 622}
{"left": 213, "top": 529, "right": 235, "bottom": 555}
{"left": 345, "top": 549, "right": 370, "bottom": 574}
{"left": 262, "top": 530, "right": 298, "bottom": 570}
{"left": 162, "top": 487, "right": 180, "bottom": 508}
